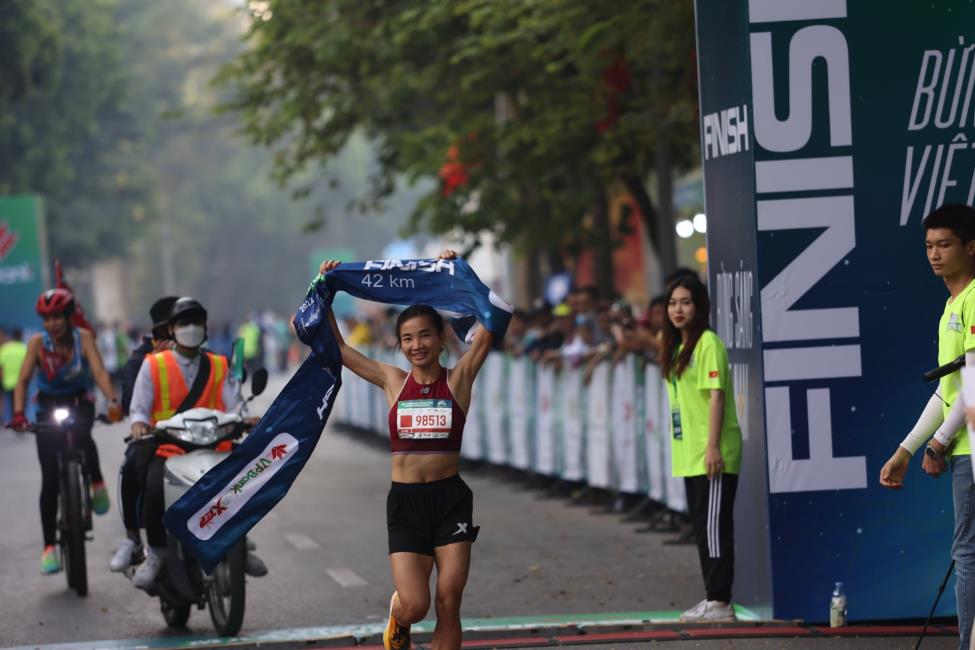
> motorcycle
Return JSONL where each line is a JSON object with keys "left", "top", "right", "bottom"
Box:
{"left": 124, "top": 368, "right": 268, "bottom": 636}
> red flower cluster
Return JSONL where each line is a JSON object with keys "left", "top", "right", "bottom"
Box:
{"left": 439, "top": 145, "right": 469, "bottom": 197}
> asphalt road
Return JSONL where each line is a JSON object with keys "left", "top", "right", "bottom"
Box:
{"left": 0, "top": 371, "right": 958, "bottom": 649}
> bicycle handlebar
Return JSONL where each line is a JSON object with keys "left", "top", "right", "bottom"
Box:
{"left": 12, "top": 413, "right": 118, "bottom": 434}
{"left": 23, "top": 420, "right": 97, "bottom": 434}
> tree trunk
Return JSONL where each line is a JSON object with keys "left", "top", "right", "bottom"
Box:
{"left": 546, "top": 247, "right": 565, "bottom": 275}
{"left": 511, "top": 242, "right": 545, "bottom": 309}
{"left": 624, "top": 175, "right": 660, "bottom": 248}
{"left": 624, "top": 173, "right": 676, "bottom": 278}
{"left": 654, "top": 131, "right": 678, "bottom": 276}
{"left": 592, "top": 189, "right": 615, "bottom": 299}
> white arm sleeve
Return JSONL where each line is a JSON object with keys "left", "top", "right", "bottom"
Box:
{"left": 128, "top": 359, "right": 155, "bottom": 427}
{"left": 933, "top": 395, "right": 965, "bottom": 448}
{"left": 932, "top": 351, "right": 975, "bottom": 447}
{"left": 900, "top": 392, "right": 945, "bottom": 455}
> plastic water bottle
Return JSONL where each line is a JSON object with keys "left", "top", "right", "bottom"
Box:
{"left": 829, "top": 582, "right": 848, "bottom": 627}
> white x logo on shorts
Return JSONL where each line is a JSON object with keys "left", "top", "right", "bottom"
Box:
{"left": 452, "top": 523, "right": 468, "bottom": 536}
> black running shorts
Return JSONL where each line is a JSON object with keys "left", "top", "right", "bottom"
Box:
{"left": 387, "top": 474, "right": 479, "bottom": 555}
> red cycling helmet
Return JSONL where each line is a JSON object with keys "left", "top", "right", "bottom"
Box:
{"left": 36, "top": 288, "right": 76, "bottom": 317}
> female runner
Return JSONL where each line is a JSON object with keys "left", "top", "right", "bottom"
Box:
{"left": 321, "top": 250, "right": 491, "bottom": 650}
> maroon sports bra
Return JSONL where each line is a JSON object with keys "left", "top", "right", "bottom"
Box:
{"left": 387, "top": 368, "right": 466, "bottom": 454}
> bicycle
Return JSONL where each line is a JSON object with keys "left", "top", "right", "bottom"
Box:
{"left": 27, "top": 406, "right": 99, "bottom": 597}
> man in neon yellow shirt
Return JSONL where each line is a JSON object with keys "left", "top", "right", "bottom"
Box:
{"left": 880, "top": 203, "right": 975, "bottom": 649}
{"left": 238, "top": 318, "right": 260, "bottom": 370}
{"left": 0, "top": 327, "right": 27, "bottom": 422}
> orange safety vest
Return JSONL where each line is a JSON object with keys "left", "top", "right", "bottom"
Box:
{"left": 149, "top": 350, "right": 228, "bottom": 425}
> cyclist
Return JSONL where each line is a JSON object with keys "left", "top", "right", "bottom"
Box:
{"left": 320, "top": 249, "right": 490, "bottom": 650}
{"left": 8, "top": 289, "right": 122, "bottom": 574}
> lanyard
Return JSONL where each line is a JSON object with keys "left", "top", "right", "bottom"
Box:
{"left": 669, "top": 344, "right": 682, "bottom": 400}
{"left": 670, "top": 347, "right": 683, "bottom": 439}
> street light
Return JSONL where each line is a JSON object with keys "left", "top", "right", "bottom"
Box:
{"left": 693, "top": 213, "right": 707, "bottom": 233}
{"left": 675, "top": 219, "right": 695, "bottom": 239}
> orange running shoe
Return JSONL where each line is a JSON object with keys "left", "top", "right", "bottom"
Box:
{"left": 383, "top": 591, "right": 411, "bottom": 650}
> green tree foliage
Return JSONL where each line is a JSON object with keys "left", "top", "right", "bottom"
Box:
{"left": 220, "top": 0, "right": 699, "bottom": 289}
{"left": 0, "top": 0, "right": 153, "bottom": 266}
{"left": 0, "top": 1, "right": 60, "bottom": 106}
{"left": 0, "top": 0, "right": 414, "bottom": 319}
{"left": 112, "top": 0, "right": 417, "bottom": 320}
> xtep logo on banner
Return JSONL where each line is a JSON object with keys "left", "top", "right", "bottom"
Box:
{"left": 749, "top": 0, "right": 867, "bottom": 493}
{"left": 0, "top": 221, "right": 18, "bottom": 261}
{"left": 190, "top": 432, "right": 298, "bottom": 540}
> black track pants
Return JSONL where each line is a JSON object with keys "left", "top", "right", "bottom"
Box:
{"left": 120, "top": 438, "right": 159, "bottom": 533}
{"left": 684, "top": 473, "right": 738, "bottom": 603}
{"left": 143, "top": 455, "right": 168, "bottom": 548}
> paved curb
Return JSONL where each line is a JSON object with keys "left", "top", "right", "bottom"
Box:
{"left": 6, "top": 616, "right": 958, "bottom": 650}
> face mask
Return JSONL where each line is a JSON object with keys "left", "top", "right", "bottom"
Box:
{"left": 174, "top": 324, "right": 206, "bottom": 348}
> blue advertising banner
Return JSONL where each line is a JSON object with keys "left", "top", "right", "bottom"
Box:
{"left": 695, "top": 0, "right": 975, "bottom": 623}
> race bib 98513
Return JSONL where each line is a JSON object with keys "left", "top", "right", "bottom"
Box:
{"left": 396, "top": 399, "right": 453, "bottom": 439}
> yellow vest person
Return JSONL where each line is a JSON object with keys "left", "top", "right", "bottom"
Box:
{"left": 148, "top": 349, "right": 227, "bottom": 425}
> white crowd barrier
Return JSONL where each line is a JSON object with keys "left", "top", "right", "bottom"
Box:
{"left": 333, "top": 349, "right": 687, "bottom": 514}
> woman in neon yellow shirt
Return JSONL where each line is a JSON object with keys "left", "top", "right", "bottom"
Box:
{"left": 661, "top": 274, "right": 742, "bottom": 623}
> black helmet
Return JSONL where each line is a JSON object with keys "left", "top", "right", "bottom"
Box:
{"left": 169, "top": 297, "right": 208, "bottom": 325}
{"left": 149, "top": 296, "right": 179, "bottom": 334}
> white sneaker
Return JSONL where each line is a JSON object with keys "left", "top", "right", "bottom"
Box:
{"left": 679, "top": 599, "right": 709, "bottom": 621}
{"left": 133, "top": 548, "right": 165, "bottom": 589}
{"left": 110, "top": 538, "right": 140, "bottom": 573}
{"left": 683, "top": 600, "right": 736, "bottom": 622}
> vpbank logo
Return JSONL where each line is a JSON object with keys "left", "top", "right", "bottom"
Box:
{"left": 0, "top": 221, "right": 19, "bottom": 262}
{"left": 189, "top": 432, "right": 298, "bottom": 540}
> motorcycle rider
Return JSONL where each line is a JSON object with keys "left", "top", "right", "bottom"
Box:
{"left": 126, "top": 297, "right": 265, "bottom": 588}
{"left": 109, "top": 296, "right": 177, "bottom": 572}
{"left": 8, "top": 289, "right": 122, "bottom": 574}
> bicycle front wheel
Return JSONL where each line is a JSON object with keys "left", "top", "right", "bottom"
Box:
{"left": 61, "top": 458, "right": 88, "bottom": 597}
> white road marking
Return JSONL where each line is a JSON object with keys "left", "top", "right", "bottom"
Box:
{"left": 327, "top": 567, "right": 368, "bottom": 587}
{"left": 284, "top": 532, "right": 320, "bottom": 550}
